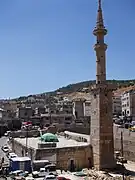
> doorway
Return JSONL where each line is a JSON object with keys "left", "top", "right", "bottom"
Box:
{"left": 69, "top": 159, "right": 75, "bottom": 172}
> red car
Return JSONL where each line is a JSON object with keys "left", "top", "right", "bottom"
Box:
{"left": 57, "top": 177, "right": 71, "bottom": 180}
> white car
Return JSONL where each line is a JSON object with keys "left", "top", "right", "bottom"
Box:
{"left": 8, "top": 152, "right": 17, "bottom": 159}
{"left": 25, "top": 177, "right": 34, "bottom": 180}
{"left": 4, "top": 131, "right": 11, "bottom": 136}
{"left": 2, "top": 145, "right": 9, "bottom": 153}
{"left": 45, "top": 174, "right": 56, "bottom": 180}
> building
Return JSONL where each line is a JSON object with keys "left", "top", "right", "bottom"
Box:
{"left": 11, "top": 132, "right": 92, "bottom": 170}
{"left": 121, "top": 90, "right": 135, "bottom": 119}
{"left": 90, "top": 0, "right": 116, "bottom": 170}
{"left": 72, "top": 98, "right": 86, "bottom": 118}
{"left": 0, "top": 108, "right": 6, "bottom": 119}
{"left": 41, "top": 113, "right": 74, "bottom": 128}
{"left": 16, "top": 107, "right": 34, "bottom": 119}
{"left": 112, "top": 94, "right": 122, "bottom": 116}
{"left": 58, "top": 101, "right": 73, "bottom": 114}
{"left": 35, "top": 107, "right": 46, "bottom": 115}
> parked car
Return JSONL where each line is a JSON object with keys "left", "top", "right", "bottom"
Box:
{"left": 32, "top": 168, "right": 47, "bottom": 178}
{"left": 32, "top": 171, "right": 39, "bottom": 178}
{"left": 129, "top": 126, "right": 135, "bottom": 132}
{"left": 25, "top": 177, "right": 34, "bottom": 180}
{"left": 10, "top": 170, "right": 24, "bottom": 176}
{"left": 10, "top": 170, "right": 28, "bottom": 177}
{"left": 1, "top": 145, "right": 9, "bottom": 153}
{"left": 8, "top": 152, "right": 17, "bottom": 159}
{"left": 32, "top": 164, "right": 56, "bottom": 178}
{"left": 45, "top": 174, "right": 56, "bottom": 180}
{"left": 4, "top": 131, "right": 11, "bottom": 137}
{"left": 57, "top": 177, "right": 71, "bottom": 180}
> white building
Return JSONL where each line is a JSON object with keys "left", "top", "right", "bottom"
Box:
{"left": 121, "top": 90, "right": 135, "bottom": 119}
{"left": 112, "top": 95, "right": 122, "bottom": 115}
{"left": 0, "top": 108, "right": 6, "bottom": 119}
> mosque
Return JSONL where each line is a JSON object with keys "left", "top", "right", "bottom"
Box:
{"left": 11, "top": 0, "right": 115, "bottom": 171}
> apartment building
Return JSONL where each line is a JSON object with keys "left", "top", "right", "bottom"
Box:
{"left": 121, "top": 90, "right": 135, "bottom": 119}
{"left": 16, "top": 107, "right": 34, "bottom": 119}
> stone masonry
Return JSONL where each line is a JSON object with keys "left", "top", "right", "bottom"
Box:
{"left": 90, "top": 0, "right": 116, "bottom": 170}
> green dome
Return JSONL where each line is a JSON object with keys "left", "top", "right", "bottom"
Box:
{"left": 40, "top": 133, "right": 59, "bottom": 142}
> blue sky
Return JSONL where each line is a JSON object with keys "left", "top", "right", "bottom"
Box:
{"left": 0, "top": 0, "right": 135, "bottom": 98}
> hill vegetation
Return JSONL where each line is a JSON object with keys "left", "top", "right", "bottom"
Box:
{"left": 56, "top": 79, "right": 135, "bottom": 94}
{"left": 12, "top": 79, "right": 135, "bottom": 101}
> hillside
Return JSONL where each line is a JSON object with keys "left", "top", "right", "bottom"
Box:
{"left": 11, "top": 79, "right": 135, "bottom": 101}
{"left": 55, "top": 79, "right": 135, "bottom": 94}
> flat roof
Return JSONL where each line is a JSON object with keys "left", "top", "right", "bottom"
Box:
{"left": 11, "top": 157, "right": 31, "bottom": 161}
{"left": 14, "top": 135, "right": 89, "bottom": 149}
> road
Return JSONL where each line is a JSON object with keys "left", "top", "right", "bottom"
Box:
{"left": 0, "top": 136, "right": 9, "bottom": 164}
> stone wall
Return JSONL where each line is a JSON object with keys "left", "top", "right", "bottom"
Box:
{"left": 56, "top": 145, "right": 92, "bottom": 170}
{"left": 11, "top": 129, "right": 47, "bottom": 138}
{"left": 35, "top": 148, "right": 56, "bottom": 163}
{"left": 114, "top": 138, "right": 135, "bottom": 162}
{"left": 11, "top": 138, "right": 36, "bottom": 162}
{"left": 114, "top": 126, "right": 135, "bottom": 161}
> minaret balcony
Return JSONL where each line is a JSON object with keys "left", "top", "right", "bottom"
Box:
{"left": 94, "top": 43, "right": 107, "bottom": 51}
{"left": 93, "top": 28, "right": 107, "bottom": 36}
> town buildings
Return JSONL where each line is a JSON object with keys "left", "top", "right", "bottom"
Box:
{"left": 121, "top": 89, "right": 135, "bottom": 120}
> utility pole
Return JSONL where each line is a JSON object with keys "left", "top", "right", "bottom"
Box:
{"left": 121, "top": 131, "right": 124, "bottom": 180}
{"left": 25, "top": 125, "right": 29, "bottom": 156}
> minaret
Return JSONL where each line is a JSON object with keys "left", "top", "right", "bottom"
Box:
{"left": 90, "top": 0, "right": 116, "bottom": 170}
{"left": 93, "top": 0, "right": 107, "bottom": 84}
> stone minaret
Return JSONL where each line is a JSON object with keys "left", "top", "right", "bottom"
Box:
{"left": 90, "top": 0, "right": 116, "bottom": 170}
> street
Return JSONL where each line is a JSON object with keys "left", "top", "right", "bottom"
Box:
{"left": 0, "top": 136, "right": 9, "bottom": 164}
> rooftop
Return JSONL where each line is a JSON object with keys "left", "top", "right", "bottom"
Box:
{"left": 14, "top": 135, "right": 89, "bottom": 149}
{"left": 11, "top": 156, "right": 31, "bottom": 161}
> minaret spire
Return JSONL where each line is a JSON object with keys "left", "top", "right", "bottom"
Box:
{"left": 96, "top": 0, "right": 104, "bottom": 29}
{"left": 93, "top": 0, "right": 107, "bottom": 84}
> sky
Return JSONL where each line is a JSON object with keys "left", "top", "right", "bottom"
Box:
{"left": 0, "top": 0, "right": 135, "bottom": 98}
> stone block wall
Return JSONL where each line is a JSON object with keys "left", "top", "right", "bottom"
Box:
{"left": 56, "top": 145, "right": 92, "bottom": 170}
{"left": 114, "top": 138, "right": 135, "bottom": 162}
{"left": 11, "top": 129, "right": 47, "bottom": 138}
{"left": 11, "top": 138, "right": 36, "bottom": 161}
